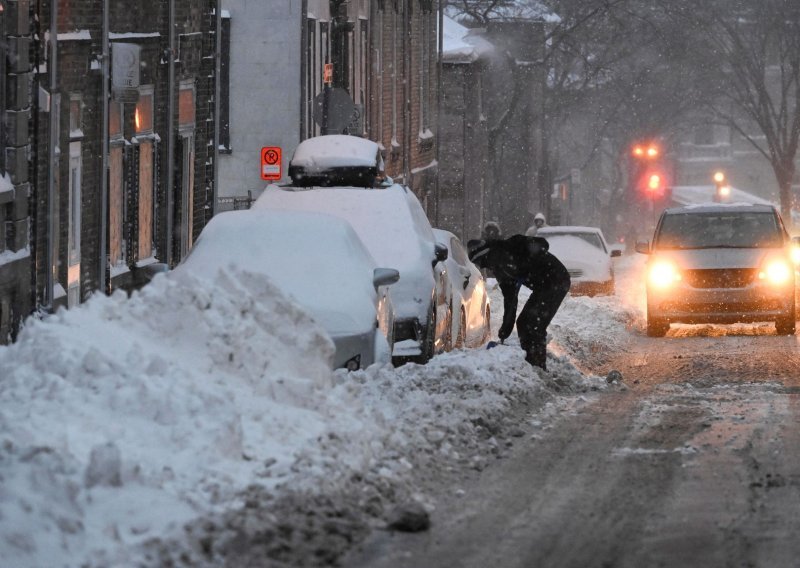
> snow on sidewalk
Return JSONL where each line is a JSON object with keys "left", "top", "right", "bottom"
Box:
{"left": 0, "top": 263, "right": 636, "bottom": 567}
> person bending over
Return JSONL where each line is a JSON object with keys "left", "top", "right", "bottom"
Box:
{"left": 468, "top": 234, "right": 570, "bottom": 370}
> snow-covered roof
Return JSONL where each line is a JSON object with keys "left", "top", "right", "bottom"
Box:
{"left": 442, "top": 16, "right": 495, "bottom": 64}
{"left": 670, "top": 185, "right": 773, "bottom": 208}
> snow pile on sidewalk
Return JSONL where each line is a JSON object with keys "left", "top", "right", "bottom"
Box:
{"left": 0, "top": 260, "right": 635, "bottom": 567}
{"left": 0, "top": 269, "right": 359, "bottom": 567}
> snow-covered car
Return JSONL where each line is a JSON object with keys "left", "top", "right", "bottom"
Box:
{"left": 537, "top": 226, "right": 621, "bottom": 296}
{"left": 636, "top": 203, "right": 799, "bottom": 337}
{"left": 176, "top": 209, "right": 399, "bottom": 370}
{"left": 433, "top": 228, "right": 491, "bottom": 348}
{"left": 254, "top": 135, "right": 451, "bottom": 365}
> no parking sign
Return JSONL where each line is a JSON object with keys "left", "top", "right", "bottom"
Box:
{"left": 261, "top": 146, "right": 282, "bottom": 181}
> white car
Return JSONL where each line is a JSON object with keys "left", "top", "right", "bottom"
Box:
{"left": 255, "top": 135, "right": 451, "bottom": 365}
{"left": 433, "top": 229, "right": 491, "bottom": 348}
{"left": 176, "top": 209, "right": 399, "bottom": 370}
{"left": 536, "top": 226, "right": 621, "bottom": 296}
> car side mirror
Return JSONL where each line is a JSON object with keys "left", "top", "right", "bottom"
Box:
{"left": 610, "top": 249, "right": 622, "bottom": 258}
{"left": 434, "top": 242, "right": 449, "bottom": 265}
{"left": 373, "top": 268, "right": 400, "bottom": 290}
{"left": 635, "top": 241, "right": 651, "bottom": 254}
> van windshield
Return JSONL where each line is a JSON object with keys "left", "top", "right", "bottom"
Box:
{"left": 655, "top": 211, "right": 783, "bottom": 250}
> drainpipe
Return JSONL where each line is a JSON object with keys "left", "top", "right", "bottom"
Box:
{"left": 166, "top": 0, "right": 176, "bottom": 265}
{"left": 213, "top": 0, "right": 221, "bottom": 216}
{"left": 99, "top": 0, "right": 110, "bottom": 293}
{"left": 434, "top": 0, "right": 443, "bottom": 226}
{"left": 402, "top": 0, "right": 410, "bottom": 186}
{"left": 45, "top": 0, "right": 59, "bottom": 308}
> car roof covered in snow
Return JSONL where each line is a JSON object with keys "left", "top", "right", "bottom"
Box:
{"left": 537, "top": 226, "right": 604, "bottom": 234}
{"left": 290, "top": 135, "right": 380, "bottom": 171}
{"left": 664, "top": 203, "right": 778, "bottom": 215}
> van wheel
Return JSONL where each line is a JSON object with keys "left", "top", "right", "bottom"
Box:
{"left": 646, "top": 315, "right": 669, "bottom": 337}
{"left": 776, "top": 306, "right": 796, "bottom": 335}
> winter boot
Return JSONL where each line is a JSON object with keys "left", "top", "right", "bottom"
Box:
{"left": 525, "top": 344, "right": 547, "bottom": 371}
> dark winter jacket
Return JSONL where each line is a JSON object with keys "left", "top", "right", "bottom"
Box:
{"left": 468, "top": 234, "right": 571, "bottom": 339}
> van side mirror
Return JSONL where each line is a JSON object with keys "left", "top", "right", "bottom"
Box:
{"left": 635, "top": 241, "right": 651, "bottom": 254}
{"left": 610, "top": 249, "right": 622, "bottom": 258}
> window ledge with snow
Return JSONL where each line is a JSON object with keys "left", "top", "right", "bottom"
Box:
{"left": 418, "top": 129, "right": 435, "bottom": 149}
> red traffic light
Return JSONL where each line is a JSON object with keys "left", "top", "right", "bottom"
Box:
{"left": 631, "top": 142, "right": 660, "bottom": 159}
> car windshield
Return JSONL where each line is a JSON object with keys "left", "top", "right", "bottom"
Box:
{"left": 542, "top": 232, "right": 605, "bottom": 252}
{"left": 655, "top": 211, "right": 783, "bottom": 249}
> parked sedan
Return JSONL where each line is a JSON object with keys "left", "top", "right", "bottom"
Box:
{"left": 537, "top": 226, "right": 621, "bottom": 296}
{"left": 433, "top": 229, "right": 491, "bottom": 348}
{"left": 255, "top": 135, "right": 451, "bottom": 365}
{"left": 176, "top": 209, "right": 399, "bottom": 370}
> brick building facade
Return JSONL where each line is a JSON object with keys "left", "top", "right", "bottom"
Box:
{"left": 368, "top": 0, "right": 438, "bottom": 213}
{"left": 0, "top": 0, "right": 32, "bottom": 342}
{"left": 300, "top": 0, "right": 438, "bottom": 211}
{"left": 0, "top": 0, "right": 221, "bottom": 343}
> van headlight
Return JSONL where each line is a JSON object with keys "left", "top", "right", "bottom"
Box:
{"left": 759, "top": 259, "right": 792, "bottom": 286}
{"left": 791, "top": 246, "right": 800, "bottom": 265}
{"left": 648, "top": 260, "right": 681, "bottom": 289}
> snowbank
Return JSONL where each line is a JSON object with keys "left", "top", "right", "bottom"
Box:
{"left": 0, "top": 269, "right": 351, "bottom": 567}
{"left": 0, "top": 256, "right": 640, "bottom": 567}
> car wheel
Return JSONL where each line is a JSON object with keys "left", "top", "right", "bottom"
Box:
{"left": 776, "top": 304, "right": 796, "bottom": 335}
{"left": 454, "top": 308, "right": 467, "bottom": 349}
{"left": 443, "top": 305, "right": 454, "bottom": 352}
{"left": 646, "top": 314, "right": 669, "bottom": 337}
{"left": 481, "top": 303, "right": 492, "bottom": 344}
{"left": 418, "top": 304, "right": 438, "bottom": 363}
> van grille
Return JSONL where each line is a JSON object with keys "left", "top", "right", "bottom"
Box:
{"left": 567, "top": 269, "right": 584, "bottom": 279}
{"left": 682, "top": 268, "right": 757, "bottom": 289}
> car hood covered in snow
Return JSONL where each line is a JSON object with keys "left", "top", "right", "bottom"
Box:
{"left": 177, "top": 210, "right": 380, "bottom": 336}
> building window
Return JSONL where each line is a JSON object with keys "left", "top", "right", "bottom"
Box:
{"left": 179, "top": 80, "right": 196, "bottom": 257}
{"left": 69, "top": 95, "right": 83, "bottom": 138}
{"left": 67, "top": 141, "right": 82, "bottom": 307}
{"left": 306, "top": 18, "right": 317, "bottom": 139}
{"left": 67, "top": 93, "right": 82, "bottom": 307}
{"left": 375, "top": 9, "right": 384, "bottom": 146}
{"left": 320, "top": 22, "right": 329, "bottom": 68}
{"left": 109, "top": 102, "right": 125, "bottom": 268}
{"left": 135, "top": 87, "right": 155, "bottom": 261}
{"left": 391, "top": 5, "right": 399, "bottom": 148}
{"left": 220, "top": 13, "right": 231, "bottom": 152}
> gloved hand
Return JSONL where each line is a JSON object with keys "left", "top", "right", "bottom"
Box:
{"left": 498, "top": 323, "right": 513, "bottom": 342}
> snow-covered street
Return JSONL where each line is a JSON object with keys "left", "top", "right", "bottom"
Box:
{"left": 7, "top": 253, "right": 800, "bottom": 567}
{"left": 0, "top": 255, "right": 642, "bottom": 567}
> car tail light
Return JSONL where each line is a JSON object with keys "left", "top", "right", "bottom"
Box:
{"left": 649, "top": 260, "right": 681, "bottom": 289}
